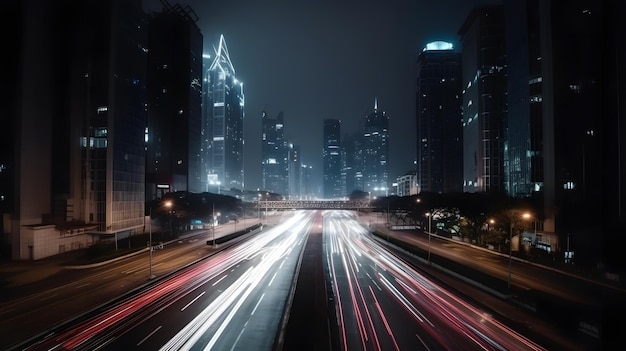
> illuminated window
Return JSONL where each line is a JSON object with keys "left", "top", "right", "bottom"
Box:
{"left": 95, "top": 128, "right": 107, "bottom": 137}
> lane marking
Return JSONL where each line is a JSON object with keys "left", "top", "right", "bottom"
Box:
{"left": 212, "top": 275, "right": 227, "bottom": 286}
{"left": 251, "top": 293, "right": 265, "bottom": 315}
{"left": 137, "top": 325, "right": 162, "bottom": 346}
{"left": 181, "top": 291, "right": 206, "bottom": 312}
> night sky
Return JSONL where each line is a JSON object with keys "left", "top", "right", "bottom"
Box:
{"left": 145, "top": 0, "right": 499, "bottom": 193}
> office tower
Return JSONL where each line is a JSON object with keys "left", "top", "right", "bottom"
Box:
{"left": 204, "top": 35, "right": 245, "bottom": 194}
{"left": 323, "top": 119, "right": 343, "bottom": 199}
{"left": 200, "top": 53, "right": 212, "bottom": 193}
{"left": 362, "top": 99, "right": 390, "bottom": 196}
{"left": 288, "top": 144, "right": 302, "bottom": 199}
{"left": 146, "top": 1, "right": 203, "bottom": 199}
{"left": 416, "top": 41, "right": 463, "bottom": 194}
{"left": 0, "top": 1, "right": 20, "bottom": 247}
{"left": 8, "top": 0, "right": 148, "bottom": 259}
{"left": 459, "top": 6, "right": 507, "bottom": 193}
{"left": 602, "top": 0, "right": 626, "bottom": 244}
{"left": 342, "top": 133, "right": 359, "bottom": 195}
{"left": 261, "top": 111, "right": 289, "bottom": 196}
{"left": 504, "top": 0, "right": 544, "bottom": 199}
{"left": 506, "top": 1, "right": 604, "bottom": 236}
{"left": 396, "top": 171, "right": 419, "bottom": 197}
{"left": 300, "top": 164, "right": 314, "bottom": 199}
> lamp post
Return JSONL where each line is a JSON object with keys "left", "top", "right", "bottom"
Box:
{"left": 148, "top": 206, "right": 155, "bottom": 280}
{"left": 148, "top": 200, "right": 171, "bottom": 280}
{"left": 508, "top": 220, "right": 513, "bottom": 289}
{"left": 211, "top": 202, "right": 218, "bottom": 249}
{"left": 243, "top": 202, "right": 246, "bottom": 231}
{"left": 426, "top": 212, "right": 432, "bottom": 263}
{"left": 168, "top": 204, "right": 173, "bottom": 238}
{"left": 384, "top": 197, "right": 391, "bottom": 241}
{"left": 507, "top": 212, "right": 531, "bottom": 289}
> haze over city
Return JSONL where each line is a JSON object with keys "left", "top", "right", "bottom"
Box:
{"left": 144, "top": 0, "right": 500, "bottom": 191}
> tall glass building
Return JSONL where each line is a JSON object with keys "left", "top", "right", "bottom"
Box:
{"left": 362, "top": 100, "right": 390, "bottom": 196}
{"left": 146, "top": 2, "right": 203, "bottom": 197}
{"left": 204, "top": 35, "right": 245, "bottom": 193}
{"left": 459, "top": 6, "right": 507, "bottom": 193}
{"left": 323, "top": 119, "right": 343, "bottom": 199}
{"left": 504, "top": 0, "right": 604, "bottom": 237}
{"left": 9, "top": 0, "right": 149, "bottom": 259}
{"left": 416, "top": 41, "right": 463, "bottom": 194}
{"left": 262, "top": 111, "right": 289, "bottom": 195}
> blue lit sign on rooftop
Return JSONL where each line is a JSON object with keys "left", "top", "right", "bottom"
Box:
{"left": 424, "top": 41, "right": 454, "bottom": 51}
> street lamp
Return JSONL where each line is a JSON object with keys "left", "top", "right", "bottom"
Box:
{"left": 148, "top": 206, "right": 155, "bottom": 280}
{"left": 507, "top": 212, "right": 531, "bottom": 289}
{"left": 508, "top": 220, "right": 513, "bottom": 289}
{"left": 426, "top": 212, "right": 432, "bottom": 263}
{"left": 384, "top": 198, "right": 391, "bottom": 240}
{"left": 148, "top": 200, "right": 171, "bottom": 280}
{"left": 211, "top": 203, "right": 218, "bottom": 249}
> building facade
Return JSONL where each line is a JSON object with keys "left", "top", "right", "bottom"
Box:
{"left": 416, "top": 41, "right": 463, "bottom": 194}
{"left": 361, "top": 100, "right": 390, "bottom": 196}
{"left": 323, "top": 119, "right": 343, "bottom": 199}
{"left": 145, "top": 2, "right": 203, "bottom": 199}
{"left": 203, "top": 35, "right": 245, "bottom": 194}
{"left": 341, "top": 133, "right": 360, "bottom": 195}
{"left": 504, "top": 0, "right": 544, "bottom": 199}
{"left": 459, "top": 6, "right": 507, "bottom": 193}
{"left": 8, "top": 0, "right": 148, "bottom": 259}
{"left": 261, "top": 111, "right": 289, "bottom": 196}
{"left": 287, "top": 144, "right": 301, "bottom": 199}
{"left": 396, "top": 171, "right": 419, "bottom": 197}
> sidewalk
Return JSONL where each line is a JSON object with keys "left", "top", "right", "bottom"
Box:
{"left": 357, "top": 211, "right": 625, "bottom": 291}
{"left": 0, "top": 215, "right": 271, "bottom": 289}
{"left": 0, "top": 249, "right": 87, "bottom": 288}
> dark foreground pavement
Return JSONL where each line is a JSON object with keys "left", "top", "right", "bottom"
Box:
{"left": 281, "top": 225, "right": 334, "bottom": 351}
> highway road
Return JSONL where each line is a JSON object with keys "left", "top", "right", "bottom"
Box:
{"left": 3, "top": 209, "right": 618, "bottom": 350}
{"left": 11, "top": 211, "right": 315, "bottom": 350}
{"left": 324, "top": 210, "right": 546, "bottom": 350}
{"left": 386, "top": 228, "right": 609, "bottom": 307}
{"left": 0, "top": 218, "right": 267, "bottom": 348}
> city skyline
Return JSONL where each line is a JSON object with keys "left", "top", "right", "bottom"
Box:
{"left": 144, "top": 0, "right": 500, "bottom": 192}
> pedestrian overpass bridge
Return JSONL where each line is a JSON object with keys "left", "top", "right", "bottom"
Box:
{"left": 254, "top": 200, "right": 373, "bottom": 210}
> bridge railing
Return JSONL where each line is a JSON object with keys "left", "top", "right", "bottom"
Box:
{"left": 254, "top": 200, "right": 373, "bottom": 210}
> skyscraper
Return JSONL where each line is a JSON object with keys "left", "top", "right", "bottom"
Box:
{"left": 323, "top": 119, "right": 343, "bottom": 199}
{"left": 146, "top": 1, "right": 203, "bottom": 198}
{"left": 504, "top": 0, "right": 544, "bottom": 199}
{"left": 8, "top": 0, "right": 148, "bottom": 259}
{"left": 362, "top": 99, "right": 390, "bottom": 196}
{"left": 459, "top": 6, "right": 507, "bottom": 193}
{"left": 342, "top": 133, "right": 360, "bottom": 195}
{"left": 288, "top": 144, "right": 302, "bottom": 199}
{"left": 416, "top": 41, "right": 463, "bottom": 194}
{"left": 204, "top": 35, "right": 245, "bottom": 194}
{"left": 504, "top": 1, "right": 604, "bottom": 237}
{"left": 261, "top": 111, "right": 289, "bottom": 196}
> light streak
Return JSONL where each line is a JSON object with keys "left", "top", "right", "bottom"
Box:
{"left": 324, "top": 210, "right": 546, "bottom": 351}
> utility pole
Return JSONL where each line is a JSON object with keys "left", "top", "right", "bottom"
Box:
{"left": 148, "top": 206, "right": 155, "bottom": 279}
{"left": 212, "top": 202, "right": 217, "bottom": 248}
